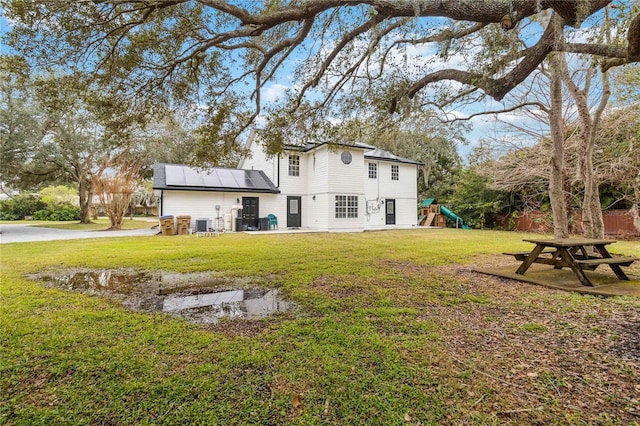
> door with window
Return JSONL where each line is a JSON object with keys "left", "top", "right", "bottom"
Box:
{"left": 287, "top": 196, "right": 302, "bottom": 228}
{"left": 385, "top": 199, "right": 396, "bottom": 225}
{"left": 242, "top": 197, "right": 259, "bottom": 228}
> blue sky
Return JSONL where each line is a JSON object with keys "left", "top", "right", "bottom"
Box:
{"left": 0, "top": 6, "right": 561, "bottom": 161}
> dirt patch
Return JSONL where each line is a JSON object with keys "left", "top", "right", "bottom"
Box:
{"left": 381, "top": 257, "right": 640, "bottom": 424}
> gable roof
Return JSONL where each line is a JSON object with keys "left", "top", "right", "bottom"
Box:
{"left": 285, "top": 142, "right": 423, "bottom": 166}
{"left": 364, "top": 148, "right": 423, "bottom": 166}
{"left": 285, "top": 141, "right": 375, "bottom": 152}
{"left": 153, "top": 163, "right": 280, "bottom": 194}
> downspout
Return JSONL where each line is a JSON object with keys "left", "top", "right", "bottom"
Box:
{"left": 160, "top": 190, "right": 164, "bottom": 216}
{"left": 377, "top": 161, "right": 380, "bottom": 200}
{"left": 277, "top": 155, "right": 280, "bottom": 188}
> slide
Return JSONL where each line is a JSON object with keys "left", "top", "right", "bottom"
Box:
{"left": 439, "top": 205, "right": 470, "bottom": 229}
{"left": 418, "top": 213, "right": 436, "bottom": 226}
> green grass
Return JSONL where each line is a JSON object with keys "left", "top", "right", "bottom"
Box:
{"left": 1, "top": 229, "right": 639, "bottom": 425}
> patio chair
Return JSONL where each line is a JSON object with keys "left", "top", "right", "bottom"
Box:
{"left": 267, "top": 214, "right": 278, "bottom": 230}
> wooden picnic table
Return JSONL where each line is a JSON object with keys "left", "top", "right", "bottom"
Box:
{"left": 506, "top": 238, "right": 637, "bottom": 287}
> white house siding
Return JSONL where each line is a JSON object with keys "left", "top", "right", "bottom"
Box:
{"left": 240, "top": 139, "right": 278, "bottom": 182}
{"left": 280, "top": 150, "right": 308, "bottom": 195}
{"left": 226, "top": 138, "right": 420, "bottom": 232}
{"left": 303, "top": 147, "right": 330, "bottom": 230}
{"left": 325, "top": 148, "right": 366, "bottom": 231}
{"left": 364, "top": 161, "right": 418, "bottom": 229}
{"left": 160, "top": 190, "right": 282, "bottom": 231}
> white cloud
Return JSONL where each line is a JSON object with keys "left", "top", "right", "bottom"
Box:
{"left": 261, "top": 83, "right": 289, "bottom": 103}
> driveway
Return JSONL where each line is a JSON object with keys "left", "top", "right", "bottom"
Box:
{"left": 0, "top": 223, "right": 159, "bottom": 244}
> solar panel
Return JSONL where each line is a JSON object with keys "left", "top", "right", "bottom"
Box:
{"left": 165, "top": 164, "right": 186, "bottom": 186}
{"left": 162, "top": 165, "right": 276, "bottom": 192}
{"left": 202, "top": 170, "right": 223, "bottom": 187}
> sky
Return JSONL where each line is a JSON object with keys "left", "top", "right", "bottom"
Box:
{"left": 0, "top": 4, "right": 590, "bottom": 162}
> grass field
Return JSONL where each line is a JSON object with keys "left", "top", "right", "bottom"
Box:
{"left": 1, "top": 229, "right": 639, "bottom": 425}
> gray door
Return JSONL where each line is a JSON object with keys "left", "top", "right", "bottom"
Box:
{"left": 385, "top": 199, "right": 396, "bottom": 225}
{"left": 287, "top": 196, "right": 301, "bottom": 228}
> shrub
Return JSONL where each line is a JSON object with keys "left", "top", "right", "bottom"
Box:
{"left": 50, "top": 205, "right": 81, "bottom": 221}
{"left": 0, "top": 194, "right": 48, "bottom": 220}
{"left": 0, "top": 211, "right": 20, "bottom": 221}
{"left": 33, "top": 209, "right": 52, "bottom": 220}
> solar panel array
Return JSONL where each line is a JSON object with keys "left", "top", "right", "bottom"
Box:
{"left": 164, "top": 165, "right": 273, "bottom": 191}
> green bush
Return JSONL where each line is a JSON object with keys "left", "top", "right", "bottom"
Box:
{"left": 0, "top": 211, "right": 20, "bottom": 220}
{"left": 0, "top": 195, "right": 81, "bottom": 221}
{"left": 0, "top": 194, "right": 48, "bottom": 220}
{"left": 33, "top": 209, "right": 52, "bottom": 220}
{"left": 50, "top": 205, "right": 80, "bottom": 221}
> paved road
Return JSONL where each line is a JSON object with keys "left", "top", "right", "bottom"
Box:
{"left": 0, "top": 223, "right": 159, "bottom": 244}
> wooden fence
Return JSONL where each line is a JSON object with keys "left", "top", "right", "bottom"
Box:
{"left": 504, "top": 210, "right": 639, "bottom": 237}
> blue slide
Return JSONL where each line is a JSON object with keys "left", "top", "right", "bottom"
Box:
{"left": 439, "top": 205, "right": 470, "bottom": 229}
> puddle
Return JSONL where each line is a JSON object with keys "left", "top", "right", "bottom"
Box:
{"left": 30, "top": 269, "right": 293, "bottom": 325}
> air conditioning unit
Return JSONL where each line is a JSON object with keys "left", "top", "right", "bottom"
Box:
{"left": 195, "top": 219, "right": 211, "bottom": 232}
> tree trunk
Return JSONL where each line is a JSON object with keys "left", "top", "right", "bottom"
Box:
{"left": 581, "top": 152, "right": 605, "bottom": 238}
{"left": 78, "top": 177, "right": 93, "bottom": 224}
{"left": 421, "top": 164, "right": 431, "bottom": 189}
{"left": 548, "top": 52, "right": 569, "bottom": 239}
{"left": 632, "top": 204, "right": 640, "bottom": 234}
{"left": 632, "top": 186, "right": 640, "bottom": 234}
{"left": 558, "top": 19, "right": 610, "bottom": 239}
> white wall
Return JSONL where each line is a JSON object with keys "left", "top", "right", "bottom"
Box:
{"left": 364, "top": 161, "right": 418, "bottom": 228}
{"left": 239, "top": 139, "right": 277, "bottom": 181}
{"left": 279, "top": 150, "right": 308, "bottom": 195}
{"left": 160, "top": 190, "right": 284, "bottom": 231}
{"left": 235, "top": 140, "right": 420, "bottom": 232}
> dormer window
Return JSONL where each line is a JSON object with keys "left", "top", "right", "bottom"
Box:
{"left": 289, "top": 155, "right": 300, "bottom": 176}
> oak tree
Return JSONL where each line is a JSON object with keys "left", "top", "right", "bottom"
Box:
{"left": 4, "top": 0, "right": 639, "bottom": 151}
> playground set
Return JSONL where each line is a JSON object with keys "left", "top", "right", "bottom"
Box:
{"left": 419, "top": 199, "right": 469, "bottom": 229}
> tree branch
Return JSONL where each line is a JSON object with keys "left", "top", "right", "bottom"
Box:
{"left": 444, "top": 101, "right": 550, "bottom": 123}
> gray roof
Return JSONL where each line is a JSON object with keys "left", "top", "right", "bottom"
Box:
{"left": 285, "top": 141, "right": 375, "bottom": 152}
{"left": 364, "top": 148, "right": 424, "bottom": 166}
{"left": 153, "top": 163, "right": 280, "bottom": 194}
{"left": 285, "top": 141, "right": 423, "bottom": 166}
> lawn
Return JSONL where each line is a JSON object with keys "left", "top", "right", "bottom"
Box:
{"left": 1, "top": 229, "right": 639, "bottom": 425}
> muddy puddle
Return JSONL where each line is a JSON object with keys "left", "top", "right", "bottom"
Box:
{"left": 30, "top": 269, "right": 293, "bottom": 325}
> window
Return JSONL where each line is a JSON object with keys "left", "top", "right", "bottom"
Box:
{"left": 335, "top": 195, "right": 358, "bottom": 218}
{"left": 341, "top": 151, "right": 352, "bottom": 164}
{"left": 288, "top": 155, "right": 300, "bottom": 176}
{"left": 368, "top": 163, "right": 377, "bottom": 179}
{"left": 391, "top": 164, "right": 399, "bottom": 180}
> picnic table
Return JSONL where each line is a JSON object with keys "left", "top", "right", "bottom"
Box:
{"left": 505, "top": 238, "right": 637, "bottom": 287}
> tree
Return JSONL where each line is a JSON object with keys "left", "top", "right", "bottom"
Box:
{"left": 3, "top": 1, "right": 639, "bottom": 154}
{"left": 446, "top": 166, "right": 513, "bottom": 229}
{"left": 26, "top": 74, "right": 118, "bottom": 223}
{"left": 92, "top": 157, "right": 142, "bottom": 230}
{"left": 0, "top": 55, "right": 43, "bottom": 188}
{"left": 326, "top": 110, "right": 466, "bottom": 201}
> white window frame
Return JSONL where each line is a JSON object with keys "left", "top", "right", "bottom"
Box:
{"left": 288, "top": 154, "right": 300, "bottom": 176}
{"left": 391, "top": 164, "right": 399, "bottom": 181}
{"left": 335, "top": 195, "right": 358, "bottom": 219}
{"left": 368, "top": 162, "right": 377, "bottom": 179}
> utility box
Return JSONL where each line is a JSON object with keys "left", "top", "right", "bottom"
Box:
{"left": 160, "top": 215, "right": 175, "bottom": 235}
{"left": 195, "top": 219, "right": 211, "bottom": 232}
{"left": 176, "top": 216, "right": 191, "bottom": 235}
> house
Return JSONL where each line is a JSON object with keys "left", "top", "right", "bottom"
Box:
{"left": 153, "top": 133, "right": 423, "bottom": 232}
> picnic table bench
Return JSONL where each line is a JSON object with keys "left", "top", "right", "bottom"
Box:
{"left": 504, "top": 238, "right": 637, "bottom": 287}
